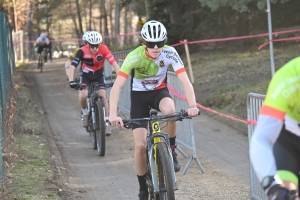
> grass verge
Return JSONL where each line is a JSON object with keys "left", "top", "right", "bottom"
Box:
{"left": 184, "top": 43, "right": 300, "bottom": 134}
{"left": 0, "top": 65, "right": 67, "bottom": 200}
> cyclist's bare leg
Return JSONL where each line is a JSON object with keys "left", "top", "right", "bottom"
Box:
{"left": 133, "top": 128, "right": 148, "bottom": 175}
{"left": 43, "top": 48, "right": 47, "bottom": 62}
{"left": 79, "top": 89, "right": 88, "bottom": 110}
{"left": 37, "top": 53, "right": 40, "bottom": 63}
{"left": 98, "top": 89, "right": 109, "bottom": 117}
{"left": 64, "top": 60, "right": 71, "bottom": 77}
{"left": 159, "top": 97, "right": 177, "bottom": 138}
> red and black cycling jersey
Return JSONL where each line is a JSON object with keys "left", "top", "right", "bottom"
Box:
{"left": 71, "top": 44, "right": 116, "bottom": 73}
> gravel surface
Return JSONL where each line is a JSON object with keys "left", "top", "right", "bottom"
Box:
{"left": 25, "top": 58, "right": 252, "bottom": 199}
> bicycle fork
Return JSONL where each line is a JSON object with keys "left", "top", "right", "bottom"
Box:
{"left": 88, "top": 97, "right": 97, "bottom": 130}
{"left": 90, "top": 95, "right": 104, "bottom": 130}
{"left": 147, "top": 134, "right": 178, "bottom": 193}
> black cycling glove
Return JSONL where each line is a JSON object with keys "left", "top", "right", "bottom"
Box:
{"left": 69, "top": 81, "right": 77, "bottom": 88}
{"left": 267, "top": 184, "right": 297, "bottom": 200}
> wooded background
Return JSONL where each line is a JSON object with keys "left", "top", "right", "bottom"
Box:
{"left": 1, "top": 0, "right": 300, "bottom": 53}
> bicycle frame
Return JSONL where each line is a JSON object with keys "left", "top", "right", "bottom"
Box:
{"left": 87, "top": 86, "right": 103, "bottom": 131}
{"left": 147, "top": 111, "right": 178, "bottom": 194}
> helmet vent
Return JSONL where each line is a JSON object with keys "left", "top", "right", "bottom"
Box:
{"left": 148, "top": 25, "right": 152, "bottom": 39}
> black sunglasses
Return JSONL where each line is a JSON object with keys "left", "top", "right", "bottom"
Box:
{"left": 146, "top": 41, "right": 165, "bottom": 48}
{"left": 89, "top": 44, "right": 100, "bottom": 49}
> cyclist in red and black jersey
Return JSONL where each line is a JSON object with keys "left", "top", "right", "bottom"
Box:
{"left": 65, "top": 31, "right": 90, "bottom": 78}
{"left": 68, "top": 31, "right": 120, "bottom": 135}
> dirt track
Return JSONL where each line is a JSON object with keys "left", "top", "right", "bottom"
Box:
{"left": 26, "top": 58, "right": 251, "bottom": 199}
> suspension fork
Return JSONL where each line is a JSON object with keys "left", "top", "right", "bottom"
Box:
{"left": 90, "top": 93, "right": 97, "bottom": 129}
{"left": 147, "top": 126, "right": 178, "bottom": 192}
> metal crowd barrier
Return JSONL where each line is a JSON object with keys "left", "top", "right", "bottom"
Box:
{"left": 105, "top": 52, "right": 205, "bottom": 174}
{"left": 167, "top": 72, "right": 205, "bottom": 174}
{"left": 247, "top": 93, "right": 266, "bottom": 200}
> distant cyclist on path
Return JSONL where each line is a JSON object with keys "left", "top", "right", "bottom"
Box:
{"left": 36, "top": 32, "right": 50, "bottom": 67}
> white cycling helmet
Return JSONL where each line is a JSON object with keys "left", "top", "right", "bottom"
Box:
{"left": 40, "top": 33, "right": 46, "bottom": 39}
{"left": 141, "top": 20, "right": 167, "bottom": 42}
{"left": 85, "top": 31, "right": 102, "bottom": 44}
{"left": 82, "top": 31, "right": 91, "bottom": 41}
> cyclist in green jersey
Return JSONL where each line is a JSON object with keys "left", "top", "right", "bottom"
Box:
{"left": 109, "top": 20, "right": 199, "bottom": 200}
{"left": 250, "top": 57, "right": 300, "bottom": 200}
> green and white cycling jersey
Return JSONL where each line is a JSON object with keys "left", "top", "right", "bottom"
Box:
{"left": 261, "top": 56, "right": 300, "bottom": 135}
{"left": 119, "top": 46, "right": 185, "bottom": 91}
{"left": 250, "top": 56, "right": 300, "bottom": 184}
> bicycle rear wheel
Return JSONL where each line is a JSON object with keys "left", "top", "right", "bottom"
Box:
{"left": 95, "top": 100, "right": 105, "bottom": 156}
{"left": 155, "top": 142, "right": 175, "bottom": 200}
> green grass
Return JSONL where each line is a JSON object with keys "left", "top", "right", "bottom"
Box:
{"left": 2, "top": 65, "right": 63, "bottom": 199}
{"left": 183, "top": 43, "right": 300, "bottom": 134}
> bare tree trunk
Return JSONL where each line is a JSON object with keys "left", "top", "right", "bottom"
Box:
{"left": 170, "top": 1, "right": 182, "bottom": 24}
{"left": 68, "top": 0, "right": 80, "bottom": 45}
{"left": 100, "top": 0, "right": 110, "bottom": 45}
{"left": 124, "top": 5, "right": 128, "bottom": 46}
{"left": 83, "top": 3, "right": 87, "bottom": 31}
{"left": 128, "top": 4, "right": 133, "bottom": 45}
{"left": 25, "top": 1, "right": 34, "bottom": 60}
{"left": 99, "top": 0, "right": 102, "bottom": 33}
{"left": 75, "top": 0, "right": 83, "bottom": 36}
{"left": 12, "top": 0, "right": 17, "bottom": 31}
{"left": 108, "top": 0, "right": 114, "bottom": 42}
{"left": 144, "top": 0, "right": 151, "bottom": 20}
{"left": 89, "top": 0, "right": 92, "bottom": 30}
{"left": 114, "top": 0, "right": 120, "bottom": 46}
{"left": 46, "top": 4, "right": 49, "bottom": 33}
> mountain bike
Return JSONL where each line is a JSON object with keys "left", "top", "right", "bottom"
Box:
{"left": 122, "top": 109, "right": 200, "bottom": 199}
{"left": 37, "top": 47, "right": 47, "bottom": 73}
{"left": 74, "top": 78, "right": 114, "bottom": 156}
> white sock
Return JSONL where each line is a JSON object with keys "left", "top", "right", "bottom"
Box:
{"left": 105, "top": 117, "right": 109, "bottom": 126}
{"left": 82, "top": 108, "right": 89, "bottom": 115}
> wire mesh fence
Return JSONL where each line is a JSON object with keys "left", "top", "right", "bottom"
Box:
{"left": 0, "top": 11, "right": 16, "bottom": 185}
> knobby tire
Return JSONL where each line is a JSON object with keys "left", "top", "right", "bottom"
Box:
{"left": 88, "top": 113, "right": 97, "bottom": 149}
{"left": 38, "top": 56, "right": 43, "bottom": 73}
{"left": 155, "top": 142, "right": 175, "bottom": 200}
{"left": 146, "top": 164, "right": 155, "bottom": 200}
{"left": 95, "top": 100, "right": 105, "bottom": 156}
{"left": 39, "top": 52, "right": 44, "bottom": 73}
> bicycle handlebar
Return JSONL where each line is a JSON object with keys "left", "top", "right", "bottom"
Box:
{"left": 72, "top": 78, "right": 114, "bottom": 90}
{"left": 122, "top": 109, "right": 200, "bottom": 129}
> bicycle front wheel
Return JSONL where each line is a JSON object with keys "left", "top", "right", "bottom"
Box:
{"left": 40, "top": 54, "right": 44, "bottom": 73}
{"left": 155, "top": 142, "right": 175, "bottom": 200}
{"left": 88, "top": 114, "right": 97, "bottom": 150}
{"left": 95, "top": 100, "right": 105, "bottom": 156}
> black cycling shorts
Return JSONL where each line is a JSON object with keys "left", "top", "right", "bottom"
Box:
{"left": 130, "top": 87, "right": 172, "bottom": 130}
{"left": 273, "top": 126, "right": 300, "bottom": 183}
{"left": 80, "top": 69, "right": 106, "bottom": 89}
{"left": 37, "top": 46, "right": 47, "bottom": 54}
